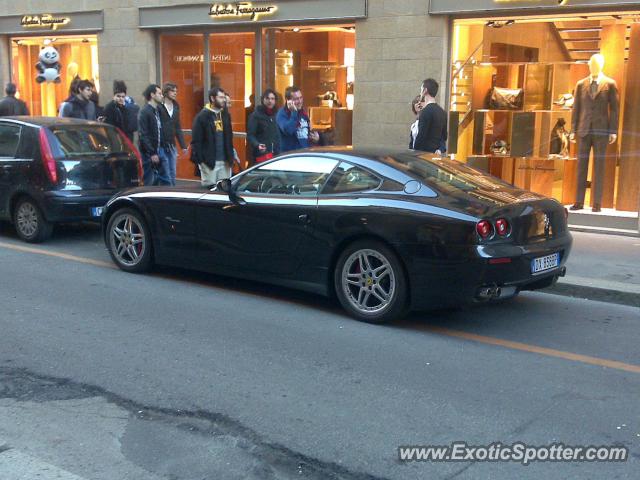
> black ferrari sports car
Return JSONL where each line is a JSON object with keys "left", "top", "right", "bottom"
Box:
{"left": 102, "top": 148, "right": 572, "bottom": 323}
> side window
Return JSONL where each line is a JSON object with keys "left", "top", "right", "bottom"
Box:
{"left": 235, "top": 156, "right": 338, "bottom": 196}
{"left": 322, "top": 162, "right": 382, "bottom": 194}
{"left": 0, "top": 124, "right": 21, "bottom": 157}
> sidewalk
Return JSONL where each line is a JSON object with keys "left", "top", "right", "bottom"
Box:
{"left": 545, "top": 231, "right": 640, "bottom": 308}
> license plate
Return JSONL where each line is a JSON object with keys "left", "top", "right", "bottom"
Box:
{"left": 91, "top": 206, "right": 104, "bottom": 217}
{"left": 531, "top": 253, "right": 559, "bottom": 274}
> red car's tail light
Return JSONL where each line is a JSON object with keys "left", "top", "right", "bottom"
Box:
{"left": 117, "top": 128, "right": 143, "bottom": 185}
{"left": 495, "top": 218, "right": 510, "bottom": 236}
{"left": 38, "top": 128, "right": 58, "bottom": 184}
{"left": 476, "top": 220, "right": 493, "bottom": 239}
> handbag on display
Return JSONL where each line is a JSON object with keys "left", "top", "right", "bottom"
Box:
{"left": 488, "top": 87, "right": 524, "bottom": 110}
{"left": 490, "top": 140, "right": 509, "bottom": 156}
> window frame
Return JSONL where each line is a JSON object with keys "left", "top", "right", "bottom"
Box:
{"left": 320, "top": 161, "right": 383, "bottom": 196}
{"left": 0, "top": 122, "right": 22, "bottom": 159}
{"left": 233, "top": 155, "right": 340, "bottom": 198}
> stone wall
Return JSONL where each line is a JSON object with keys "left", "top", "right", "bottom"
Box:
{"left": 353, "top": 0, "right": 448, "bottom": 148}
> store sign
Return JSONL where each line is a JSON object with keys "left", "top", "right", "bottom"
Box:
{"left": 209, "top": 2, "right": 277, "bottom": 21}
{"left": 494, "top": 0, "right": 567, "bottom": 4}
{"left": 21, "top": 14, "right": 70, "bottom": 31}
{"left": 174, "top": 54, "right": 233, "bottom": 62}
{"left": 430, "top": 0, "right": 640, "bottom": 14}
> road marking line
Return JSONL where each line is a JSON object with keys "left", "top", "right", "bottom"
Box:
{"left": 0, "top": 241, "right": 114, "bottom": 269}
{"left": 426, "top": 326, "right": 640, "bottom": 374}
{"left": 3, "top": 239, "right": 639, "bottom": 374}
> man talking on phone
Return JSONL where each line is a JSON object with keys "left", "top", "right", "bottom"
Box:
{"left": 276, "top": 85, "right": 319, "bottom": 152}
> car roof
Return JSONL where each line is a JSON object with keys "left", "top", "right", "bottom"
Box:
{"left": 284, "top": 146, "right": 435, "bottom": 164}
{"left": 0, "top": 116, "right": 107, "bottom": 128}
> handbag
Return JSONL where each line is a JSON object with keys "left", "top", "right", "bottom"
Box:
{"left": 255, "top": 152, "right": 273, "bottom": 164}
{"left": 489, "top": 87, "right": 524, "bottom": 110}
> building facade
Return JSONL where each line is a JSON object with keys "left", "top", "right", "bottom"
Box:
{"left": 0, "top": 1, "right": 638, "bottom": 228}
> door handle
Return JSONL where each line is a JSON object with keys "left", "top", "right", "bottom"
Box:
{"left": 298, "top": 214, "right": 311, "bottom": 224}
{"left": 165, "top": 216, "right": 181, "bottom": 224}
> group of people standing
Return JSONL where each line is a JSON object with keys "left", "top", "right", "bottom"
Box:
{"left": 1, "top": 76, "right": 449, "bottom": 189}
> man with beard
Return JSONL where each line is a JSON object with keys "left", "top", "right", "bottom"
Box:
{"left": 191, "top": 87, "right": 234, "bottom": 187}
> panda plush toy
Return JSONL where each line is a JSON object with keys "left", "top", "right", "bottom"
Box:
{"left": 35, "top": 46, "right": 61, "bottom": 83}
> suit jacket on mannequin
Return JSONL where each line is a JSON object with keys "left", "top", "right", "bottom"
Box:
{"left": 571, "top": 75, "right": 619, "bottom": 137}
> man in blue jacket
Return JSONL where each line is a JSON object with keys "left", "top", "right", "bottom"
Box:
{"left": 276, "top": 86, "right": 319, "bottom": 152}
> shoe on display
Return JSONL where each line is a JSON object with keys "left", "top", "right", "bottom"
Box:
{"left": 569, "top": 203, "right": 583, "bottom": 211}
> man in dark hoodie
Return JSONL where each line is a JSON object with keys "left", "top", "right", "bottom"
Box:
{"left": 60, "top": 80, "right": 97, "bottom": 120}
{"left": 247, "top": 88, "right": 280, "bottom": 165}
{"left": 103, "top": 80, "right": 137, "bottom": 141}
{"left": 190, "top": 87, "right": 234, "bottom": 188}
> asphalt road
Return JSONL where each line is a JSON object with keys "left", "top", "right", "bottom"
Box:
{"left": 0, "top": 222, "right": 638, "bottom": 480}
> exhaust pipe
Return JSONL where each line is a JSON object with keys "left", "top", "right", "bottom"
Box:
{"left": 477, "top": 284, "right": 500, "bottom": 300}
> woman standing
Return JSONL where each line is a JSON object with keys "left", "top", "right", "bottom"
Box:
{"left": 247, "top": 89, "right": 281, "bottom": 165}
{"left": 409, "top": 95, "right": 425, "bottom": 149}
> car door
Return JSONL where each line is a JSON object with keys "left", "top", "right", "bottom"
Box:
{"left": 0, "top": 122, "right": 24, "bottom": 219}
{"left": 196, "top": 155, "right": 339, "bottom": 276}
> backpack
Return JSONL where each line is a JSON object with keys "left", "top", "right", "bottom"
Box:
{"left": 124, "top": 97, "right": 140, "bottom": 133}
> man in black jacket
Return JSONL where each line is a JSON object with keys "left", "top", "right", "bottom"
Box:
{"left": 60, "top": 80, "right": 97, "bottom": 120}
{"left": 247, "top": 88, "right": 280, "bottom": 165}
{"left": 414, "top": 78, "right": 447, "bottom": 154}
{"left": 191, "top": 87, "right": 234, "bottom": 187}
{"left": 138, "top": 84, "right": 171, "bottom": 186}
{"left": 161, "top": 83, "right": 188, "bottom": 186}
{"left": 103, "top": 80, "right": 137, "bottom": 140}
{"left": 0, "top": 83, "right": 29, "bottom": 116}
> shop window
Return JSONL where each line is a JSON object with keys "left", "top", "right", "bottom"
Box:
{"left": 262, "top": 25, "right": 356, "bottom": 146}
{"left": 450, "top": 14, "right": 640, "bottom": 214}
{"left": 11, "top": 35, "right": 99, "bottom": 117}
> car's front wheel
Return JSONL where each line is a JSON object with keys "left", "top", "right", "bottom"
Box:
{"left": 106, "top": 208, "right": 153, "bottom": 273}
{"left": 13, "top": 197, "right": 53, "bottom": 243}
{"left": 334, "top": 240, "right": 409, "bottom": 324}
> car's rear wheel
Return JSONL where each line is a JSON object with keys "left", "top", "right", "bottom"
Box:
{"left": 13, "top": 197, "right": 53, "bottom": 243}
{"left": 106, "top": 208, "right": 152, "bottom": 273}
{"left": 334, "top": 240, "right": 409, "bottom": 324}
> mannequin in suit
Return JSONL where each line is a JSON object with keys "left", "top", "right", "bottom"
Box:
{"left": 569, "top": 54, "right": 619, "bottom": 212}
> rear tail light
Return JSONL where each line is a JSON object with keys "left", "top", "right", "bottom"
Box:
{"left": 476, "top": 220, "right": 493, "bottom": 239}
{"left": 495, "top": 218, "right": 510, "bottom": 236}
{"left": 117, "top": 128, "right": 143, "bottom": 185}
{"left": 38, "top": 128, "right": 58, "bottom": 184}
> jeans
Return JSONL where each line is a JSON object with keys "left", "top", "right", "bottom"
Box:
{"left": 166, "top": 144, "right": 177, "bottom": 186}
{"left": 142, "top": 147, "right": 171, "bottom": 186}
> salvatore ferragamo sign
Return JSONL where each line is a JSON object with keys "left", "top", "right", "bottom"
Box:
{"left": 209, "top": 2, "right": 278, "bottom": 21}
{"left": 21, "top": 14, "right": 71, "bottom": 30}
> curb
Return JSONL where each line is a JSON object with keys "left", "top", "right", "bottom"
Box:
{"left": 542, "top": 282, "right": 640, "bottom": 308}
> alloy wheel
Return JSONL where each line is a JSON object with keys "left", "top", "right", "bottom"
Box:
{"left": 110, "top": 213, "right": 146, "bottom": 267}
{"left": 341, "top": 249, "right": 396, "bottom": 314}
{"left": 16, "top": 202, "right": 39, "bottom": 238}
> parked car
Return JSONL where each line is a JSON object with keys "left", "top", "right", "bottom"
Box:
{"left": 102, "top": 148, "right": 572, "bottom": 324}
{"left": 0, "top": 117, "right": 141, "bottom": 242}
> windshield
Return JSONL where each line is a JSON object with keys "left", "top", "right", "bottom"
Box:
{"left": 46, "top": 125, "right": 132, "bottom": 159}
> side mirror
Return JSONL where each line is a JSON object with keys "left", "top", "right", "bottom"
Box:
{"left": 216, "top": 178, "right": 232, "bottom": 193}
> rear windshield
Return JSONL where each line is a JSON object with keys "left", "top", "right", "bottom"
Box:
{"left": 46, "top": 125, "right": 132, "bottom": 159}
{"left": 379, "top": 153, "right": 513, "bottom": 193}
